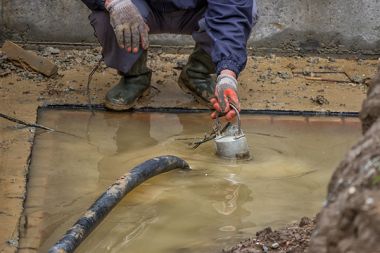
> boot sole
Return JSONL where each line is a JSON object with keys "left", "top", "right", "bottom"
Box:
{"left": 104, "top": 89, "right": 150, "bottom": 111}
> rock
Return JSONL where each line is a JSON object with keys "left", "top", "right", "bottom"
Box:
{"left": 360, "top": 66, "right": 380, "bottom": 133}
{"left": 299, "top": 217, "right": 312, "bottom": 227}
{"left": 0, "top": 69, "right": 11, "bottom": 77}
{"left": 302, "top": 70, "right": 312, "bottom": 76}
{"left": 311, "top": 95, "right": 329, "bottom": 105}
{"left": 327, "top": 57, "right": 336, "bottom": 63}
{"left": 278, "top": 71, "right": 293, "bottom": 79}
{"left": 271, "top": 79, "right": 279, "bottom": 84}
{"left": 257, "top": 69, "right": 277, "bottom": 82}
{"left": 45, "top": 47, "right": 61, "bottom": 55}
{"left": 357, "top": 59, "right": 365, "bottom": 65}
{"left": 0, "top": 52, "right": 8, "bottom": 62}
{"left": 271, "top": 242, "right": 280, "bottom": 249}
{"left": 256, "top": 227, "right": 272, "bottom": 237}
{"left": 309, "top": 66, "right": 380, "bottom": 253}
{"left": 6, "top": 239, "right": 18, "bottom": 247}
{"left": 352, "top": 75, "right": 365, "bottom": 84}
{"left": 307, "top": 57, "right": 320, "bottom": 64}
{"left": 287, "top": 63, "right": 296, "bottom": 70}
{"left": 173, "top": 60, "right": 187, "bottom": 70}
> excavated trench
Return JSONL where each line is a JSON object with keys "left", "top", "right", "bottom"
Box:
{"left": 19, "top": 108, "right": 361, "bottom": 253}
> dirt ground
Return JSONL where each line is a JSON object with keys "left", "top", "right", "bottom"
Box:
{"left": 224, "top": 217, "right": 316, "bottom": 253}
{"left": 0, "top": 45, "right": 378, "bottom": 253}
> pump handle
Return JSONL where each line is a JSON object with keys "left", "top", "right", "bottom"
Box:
{"left": 229, "top": 104, "right": 242, "bottom": 135}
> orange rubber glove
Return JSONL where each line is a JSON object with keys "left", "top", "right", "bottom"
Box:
{"left": 210, "top": 74, "right": 241, "bottom": 121}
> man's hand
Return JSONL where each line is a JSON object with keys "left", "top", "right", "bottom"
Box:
{"left": 105, "top": 0, "right": 149, "bottom": 53}
{"left": 210, "top": 71, "right": 241, "bottom": 121}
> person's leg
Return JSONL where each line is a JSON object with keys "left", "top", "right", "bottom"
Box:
{"left": 88, "top": 2, "right": 156, "bottom": 110}
{"left": 104, "top": 51, "right": 152, "bottom": 110}
{"left": 172, "top": 7, "right": 216, "bottom": 106}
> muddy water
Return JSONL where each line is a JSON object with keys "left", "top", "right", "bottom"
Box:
{"left": 21, "top": 110, "right": 361, "bottom": 252}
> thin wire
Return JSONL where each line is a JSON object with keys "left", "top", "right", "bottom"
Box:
{"left": 87, "top": 57, "right": 103, "bottom": 115}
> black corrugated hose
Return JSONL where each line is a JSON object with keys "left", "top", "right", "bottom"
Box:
{"left": 48, "top": 155, "right": 190, "bottom": 253}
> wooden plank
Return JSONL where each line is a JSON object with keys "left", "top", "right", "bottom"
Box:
{"left": 1, "top": 40, "right": 58, "bottom": 77}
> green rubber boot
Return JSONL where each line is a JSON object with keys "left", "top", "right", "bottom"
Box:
{"left": 178, "top": 45, "right": 216, "bottom": 106}
{"left": 105, "top": 52, "right": 152, "bottom": 111}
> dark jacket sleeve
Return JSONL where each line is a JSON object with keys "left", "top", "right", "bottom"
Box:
{"left": 81, "top": 0, "right": 106, "bottom": 10}
{"left": 205, "top": 0, "right": 258, "bottom": 76}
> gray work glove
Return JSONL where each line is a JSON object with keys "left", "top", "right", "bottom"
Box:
{"left": 105, "top": 0, "right": 149, "bottom": 53}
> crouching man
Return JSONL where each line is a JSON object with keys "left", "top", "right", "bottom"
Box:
{"left": 81, "top": 0, "right": 258, "bottom": 120}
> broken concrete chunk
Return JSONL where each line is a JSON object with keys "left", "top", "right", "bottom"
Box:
{"left": 1, "top": 41, "right": 58, "bottom": 77}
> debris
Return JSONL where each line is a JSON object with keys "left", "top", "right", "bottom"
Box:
{"left": 299, "top": 216, "right": 312, "bottom": 227}
{"left": 311, "top": 95, "right": 329, "bottom": 105}
{"left": 305, "top": 76, "right": 351, "bottom": 83}
{"left": 0, "top": 112, "right": 54, "bottom": 131}
{"left": 0, "top": 50, "right": 8, "bottom": 63}
{"left": 173, "top": 60, "right": 187, "bottom": 70}
{"left": 286, "top": 63, "right": 296, "bottom": 70}
{"left": 357, "top": 59, "right": 365, "bottom": 65}
{"left": 271, "top": 242, "right": 280, "bottom": 249}
{"left": 307, "top": 57, "right": 320, "bottom": 64}
{"left": 257, "top": 69, "right": 276, "bottom": 82}
{"left": 6, "top": 239, "right": 18, "bottom": 247}
{"left": 277, "top": 71, "right": 293, "bottom": 79}
{"left": 320, "top": 65, "right": 339, "bottom": 71}
{"left": 327, "top": 57, "right": 336, "bottom": 63}
{"left": 271, "top": 79, "right": 279, "bottom": 84}
{"left": 224, "top": 218, "right": 315, "bottom": 253}
{"left": 0, "top": 69, "right": 11, "bottom": 77}
{"left": 351, "top": 75, "right": 365, "bottom": 84}
{"left": 1, "top": 40, "right": 58, "bottom": 77}
{"left": 44, "top": 47, "right": 61, "bottom": 55}
{"left": 293, "top": 70, "right": 354, "bottom": 83}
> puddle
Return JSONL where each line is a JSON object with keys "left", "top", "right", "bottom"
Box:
{"left": 20, "top": 110, "right": 361, "bottom": 252}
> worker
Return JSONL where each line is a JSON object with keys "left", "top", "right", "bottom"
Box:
{"left": 81, "top": 0, "right": 258, "bottom": 120}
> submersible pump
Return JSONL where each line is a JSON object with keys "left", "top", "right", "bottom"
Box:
{"left": 214, "top": 105, "right": 251, "bottom": 160}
